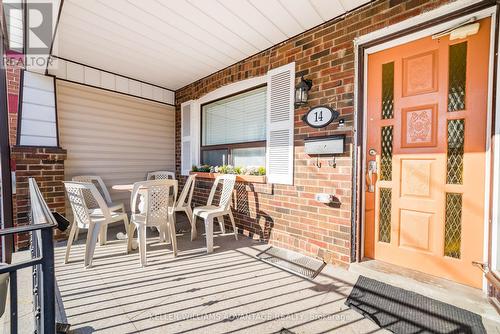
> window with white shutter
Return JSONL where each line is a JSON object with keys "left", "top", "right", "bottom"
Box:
{"left": 181, "top": 100, "right": 199, "bottom": 175}
{"left": 266, "top": 63, "right": 295, "bottom": 185}
{"left": 200, "top": 86, "right": 267, "bottom": 167}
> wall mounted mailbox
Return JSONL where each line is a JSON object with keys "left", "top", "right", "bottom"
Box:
{"left": 304, "top": 135, "right": 345, "bottom": 155}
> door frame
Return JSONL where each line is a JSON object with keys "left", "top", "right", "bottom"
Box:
{"left": 353, "top": 0, "right": 498, "bottom": 291}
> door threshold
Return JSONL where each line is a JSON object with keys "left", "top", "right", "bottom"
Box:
{"left": 349, "top": 259, "right": 499, "bottom": 324}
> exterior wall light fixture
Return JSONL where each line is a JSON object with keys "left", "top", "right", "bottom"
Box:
{"left": 295, "top": 76, "right": 312, "bottom": 107}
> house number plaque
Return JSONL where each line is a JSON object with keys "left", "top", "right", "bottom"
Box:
{"left": 302, "top": 106, "right": 339, "bottom": 128}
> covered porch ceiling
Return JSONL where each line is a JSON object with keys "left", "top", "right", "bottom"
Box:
{"left": 52, "top": 0, "right": 371, "bottom": 90}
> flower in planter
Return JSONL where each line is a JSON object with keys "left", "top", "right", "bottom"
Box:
{"left": 192, "top": 164, "right": 266, "bottom": 176}
{"left": 245, "top": 166, "right": 266, "bottom": 176}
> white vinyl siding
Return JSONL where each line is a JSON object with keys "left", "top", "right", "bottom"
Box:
{"left": 266, "top": 63, "right": 295, "bottom": 185}
{"left": 19, "top": 71, "right": 58, "bottom": 146}
{"left": 57, "top": 80, "right": 175, "bottom": 208}
{"left": 202, "top": 86, "right": 266, "bottom": 146}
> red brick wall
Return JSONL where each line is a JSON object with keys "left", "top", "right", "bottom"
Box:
{"left": 10, "top": 147, "right": 67, "bottom": 249}
{"left": 175, "top": 0, "right": 452, "bottom": 267}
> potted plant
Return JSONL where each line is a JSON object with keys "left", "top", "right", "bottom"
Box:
{"left": 190, "top": 165, "right": 266, "bottom": 183}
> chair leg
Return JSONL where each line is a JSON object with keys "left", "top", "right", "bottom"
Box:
{"left": 229, "top": 211, "right": 238, "bottom": 240}
{"left": 158, "top": 225, "right": 165, "bottom": 243}
{"left": 137, "top": 225, "right": 147, "bottom": 267}
{"left": 122, "top": 215, "right": 129, "bottom": 237}
{"left": 185, "top": 207, "right": 193, "bottom": 227}
{"left": 216, "top": 217, "right": 226, "bottom": 234}
{"left": 169, "top": 216, "right": 177, "bottom": 257}
{"left": 191, "top": 213, "right": 198, "bottom": 241}
{"left": 127, "top": 223, "right": 135, "bottom": 253}
{"left": 205, "top": 217, "right": 214, "bottom": 253}
{"left": 74, "top": 226, "right": 79, "bottom": 242}
{"left": 99, "top": 224, "right": 107, "bottom": 246}
{"left": 170, "top": 211, "right": 177, "bottom": 234}
{"left": 64, "top": 222, "right": 77, "bottom": 264}
{"left": 85, "top": 223, "right": 100, "bottom": 268}
{"left": 163, "top": 220, "right": 171, "bottom": 244}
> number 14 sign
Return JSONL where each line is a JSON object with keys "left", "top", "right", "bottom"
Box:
{"left": 301, "top": 106, "right": 339, "bottom": 128}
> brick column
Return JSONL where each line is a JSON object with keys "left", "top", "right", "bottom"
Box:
{"left": 10, "top": 146, "right": 67, "bottom": 249}
{"left": 5, "top": 51, "right": 22, "bottom": 146}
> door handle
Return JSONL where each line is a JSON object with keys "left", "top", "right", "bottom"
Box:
{"left": 366, "top": 159, "right": 378, "bottom": 193}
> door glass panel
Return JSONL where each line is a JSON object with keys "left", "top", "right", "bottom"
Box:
{"left": 381, "top": 62, "right": 394, "bottom": 119}
{"left": 379, "top": 188, "right": 392, "bottom": 243}
{"left": 446, "top": 119, "right": 464, "bottom": 184}
{"left": 448, "top": 42, "right": 467, "bottom": 112}
{"left": 380, "top": 126, "right": 393, "bottom": 181}
{"left": 444, "top": 193, "right": 462, "bottom": 258}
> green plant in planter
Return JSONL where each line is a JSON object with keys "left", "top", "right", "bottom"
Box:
{"left": 193, "top": 164, "right": 266, "bottom": 176}
{"left": 192, "top": 165, "right": 211, "bottom": 173}
{"left": 217, "top": 165, "right": 229, "bottom": 174}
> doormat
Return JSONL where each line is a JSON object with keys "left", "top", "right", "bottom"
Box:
{"left": 256, "top": 246, "right": 326, "bottom": 279}
{"left": 345, "top": 276, "right": 486, "bottom": 334}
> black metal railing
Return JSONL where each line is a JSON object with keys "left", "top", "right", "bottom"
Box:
{"left": 0, "top": 222, "right": 56, "bottom": 334}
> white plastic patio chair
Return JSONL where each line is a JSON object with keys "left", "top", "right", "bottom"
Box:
{"left": 71, "top": 175, "right": 127, "bottom": 242}
{"left": 192, "top": 174, "right": 237, "bottom": 253}
{"left": 64, "top": 181, "right": 129, "bottom": 267}
{"left": 146, "top": 171, "right": 176, "bottom": 233}
{"left": 146, "top": 171, "right": 175, "bottom": 180}
{"left": 128, "top": 180, "right": 178, "bottom": 267}
{"left": 72, "top": 175, "right": 125, "bottom": 212}
{"left": 154, "top": 175, "right": 196, "bottom": 242}
{"left": 171, "top": 174, "right": 196, "bottom": 231}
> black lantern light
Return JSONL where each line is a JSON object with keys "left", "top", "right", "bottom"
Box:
{"left": 295, "top": 76, "right": 313, "bottom": 107}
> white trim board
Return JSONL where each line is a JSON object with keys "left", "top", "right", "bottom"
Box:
{"left": 197, "top": 76, "right": 266, "bottom": 105}
{"left": 354, "top": 0, "right": 486, "bottom": 47}
{"left": 47, "top": 57, "right": 175, "bottom": 105}
{"left": 354, "top": 3, "right": 497, "bottom": 292}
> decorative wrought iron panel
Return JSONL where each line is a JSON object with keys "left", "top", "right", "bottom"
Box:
{"left": 382, "top": 62, "right": 394, "bottom": 119}
{"left": 447, "top": 119, "right": 464, "bottom": 184}
{"left": 444, "top": 193, "right": 462, "bottom": 258}
{"left": 380, "top": 126, "right": 393, "bottom": 181}
{"left": 448, "top": 42, "right": 467, "bottom": 112}
{"left": 379, "top": 188, "right": 392, "bottom": 243}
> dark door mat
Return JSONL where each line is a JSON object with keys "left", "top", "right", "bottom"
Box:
{"left": 345, "top": 276, "right": 486, "bottom": 334}
{"left": 256, "top": 246, "right": 326, "bottom": 279}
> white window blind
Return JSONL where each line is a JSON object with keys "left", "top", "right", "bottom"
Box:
{"left": 202, "top": 86, "right": 266, "bottom": 145}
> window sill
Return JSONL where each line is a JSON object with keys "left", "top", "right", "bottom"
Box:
{"left": 190, "top": 172, "right": 266, "bottom": 184}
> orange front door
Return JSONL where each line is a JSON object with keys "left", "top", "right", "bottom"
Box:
{"left": 364, "top": 18, "right": 490, "bottom": 288}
